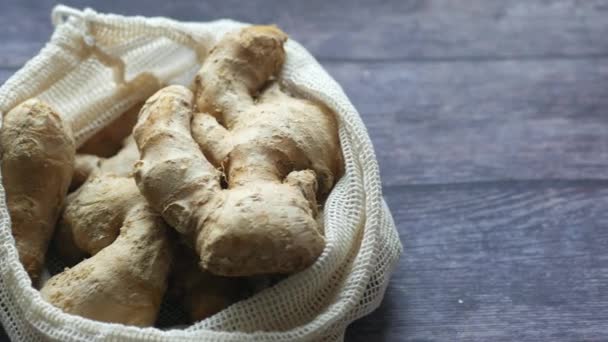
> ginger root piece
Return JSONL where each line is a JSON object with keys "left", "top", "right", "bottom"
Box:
{"left": 170, "top": 246, "right": 244, "bottom": 322}
{"left": 41, "top": 202, "right": 172, "bottom": 326}
{"left": 77, "top": 102, "right": 142, "bottom": 157}
{"left": 69, "top": 154, "right": 101, "bottom": 191}
{"left": 95, "top": 136, "right": 140, "bottom": 176}
{"left": 46, "top": 137, "right": 172, "bottom": 326}
{"left": 68, "top": 135, "right": 139, "bottom": 191}
{"left": 134, "top": 26, "right": 342, "bottom": 276}
{"left": 1, "top": 99, "right": 75, "bottom": 281}
{"left": 55, "top": 137, "right": 140, "bottom": 262}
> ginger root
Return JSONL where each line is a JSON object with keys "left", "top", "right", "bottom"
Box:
{"left": 69, "top": 136, "right": 139, "bottom": 191}
{"left": 56, "top": 138, "right": 140, "bottom": 261}
{"left": 134, "top": 26, "right": 342, "bottom": 276}
{"left": 44, "top": 138, "right": 172, "bottom": 326}
{"left": 41, "top": 202, "right": 172, "bottom": 326}
{"left": 1, "top": 99, "right": 75, "bottom": 281}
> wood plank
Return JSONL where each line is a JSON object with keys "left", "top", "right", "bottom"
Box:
{"left": 322, "top": 58, "right": 608, "bottom": 185}
{"left": 347, "top": 181, "right": 608, "bottom": 341}
{"left": 1, "top": 0, "right": 608, "bottom": 67}
{"left": 0, "top": 69, "right": 15, "bottom": 84}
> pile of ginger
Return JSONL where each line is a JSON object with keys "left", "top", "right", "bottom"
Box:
{"left": 0, "top": 26, "right": 342, "bottom": 326}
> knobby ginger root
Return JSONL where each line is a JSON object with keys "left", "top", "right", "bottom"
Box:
{"left": 134, "top": 26, "right": 342, "bottom": 276}
{"left": 63, "top": 133, "right": 252, "bottom": 323}
{"left": 68, "top": 149, "right": 135, "bottom": 192}
{"left": 41, "top": 202, "right": 172, "bottom": 326}
{"left": 69, "top": 136, "right": 139, "bottom": 191}
{"left": 45, "top": 138, "right": 172, "bottom": 326}
{"left": 1, "top": 99, "right": 75, "bottom": 281}
{"left": 56, "top": 138, "right": 140, "bottom": 261}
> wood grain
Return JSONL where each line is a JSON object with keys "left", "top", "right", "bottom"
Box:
{"left": 323, "top": 58, "right": 608, "bottom": 186}
{"left": 1, "top": 0, "right": 608, "bottom": 67}
{"left": 347, "top": 181, "right": 608, "bottom": 341}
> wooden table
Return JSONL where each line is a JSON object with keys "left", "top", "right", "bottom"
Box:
{"left": 1, "top": 1, "right": 608, "bottom": 341}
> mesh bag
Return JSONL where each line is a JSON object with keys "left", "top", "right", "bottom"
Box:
{"left": 0, "top": 5, "right": 402, "bottom": 342}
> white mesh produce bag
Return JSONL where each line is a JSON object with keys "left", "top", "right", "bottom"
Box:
{"left": 0, "top": 5, "right": 402, "bottom": 342}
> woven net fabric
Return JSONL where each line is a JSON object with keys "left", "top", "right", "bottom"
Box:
{"left": 0, "top": 5, "right": 402, "bottom": 342}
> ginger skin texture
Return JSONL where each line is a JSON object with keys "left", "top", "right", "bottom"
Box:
{"left": 56, "top": 138, "right": 140, "bottom": 262}
{"left": 69, "top": 154, "right": 102, "bottom": 192}
{"left": 41, "top": 202, "right": 172, "bottom": 326}
{"left": 1, "top": 99, "right": 75, "bottom": 282}
{"left": 69, "top": 136, "right": 139, "bottom": 191}
{"left": 134, "top": 26, "right": 342, "bottom": 276}
{"left": 43, "top": 138, "right": 172, "bottom": 326}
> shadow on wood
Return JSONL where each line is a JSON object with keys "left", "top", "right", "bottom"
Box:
{"left": 345, "top": 278, "right": 400, "bottom": 342}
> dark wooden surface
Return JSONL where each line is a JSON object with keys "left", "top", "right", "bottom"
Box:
{"left": 1, "top": 1, "right": 608, "bottom": 341}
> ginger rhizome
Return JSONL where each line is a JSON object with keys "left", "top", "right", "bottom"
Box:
{"left": 134, "top": 26, "right": 342, "bottom": 276}
{"left": 56, "top": 138, "right": 140, "bottom": 261}
{"left": 41, "top": 202, "right": 171, "bottom": 326}
{"left": 42, "top": 139, "right": 172, "bottom": 326}
{"left": 1, "top": 99, "right": 75, "bottom": 282}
